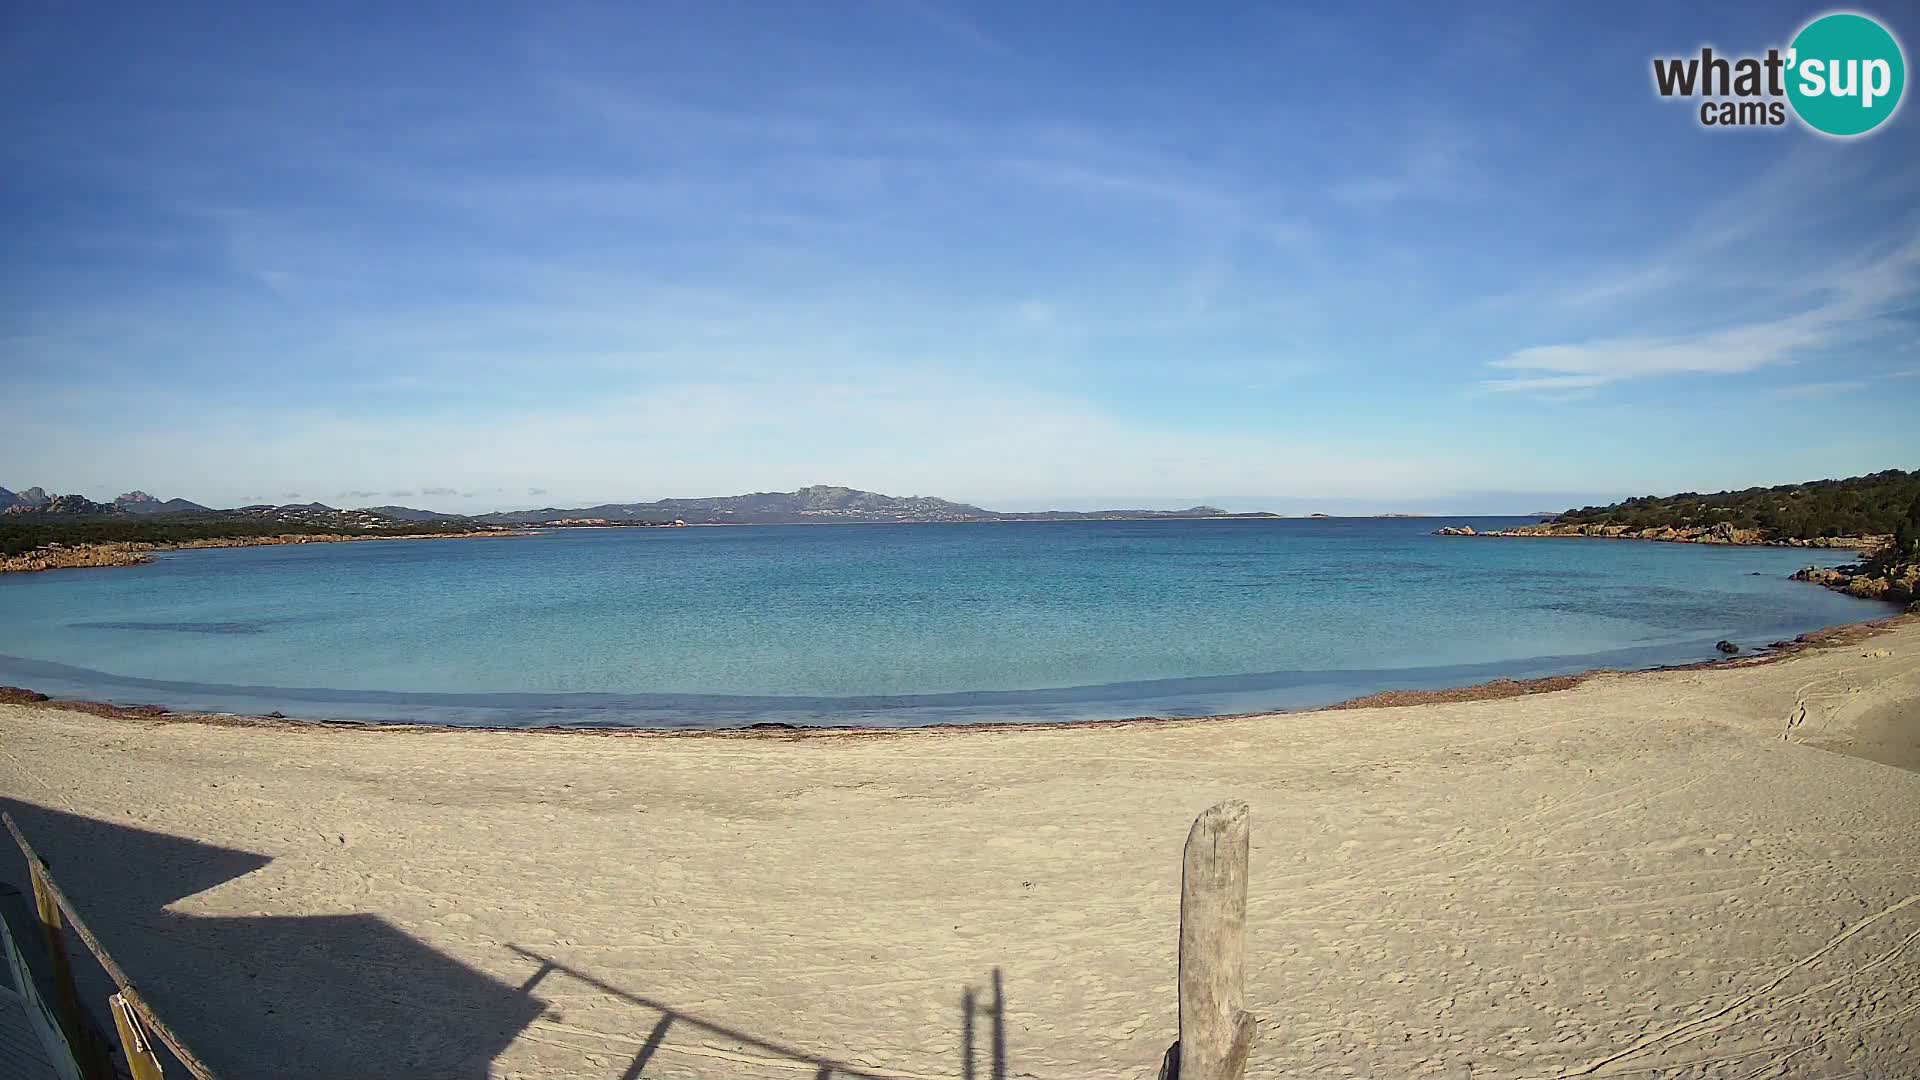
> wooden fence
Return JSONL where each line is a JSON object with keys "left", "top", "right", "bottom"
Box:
{"left": 3, "top": 811, "right": 220, "bottom": 1080}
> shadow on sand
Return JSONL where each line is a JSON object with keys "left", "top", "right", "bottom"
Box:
{"left": 505, "top": 946, "right": 1008, "bottom": 1080}
{"left": 0, "top": 800, "right": 1009, "bottom": 1079}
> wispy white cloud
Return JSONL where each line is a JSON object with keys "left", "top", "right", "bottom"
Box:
{"left": 877, "top": 0, "right": 1021, "bottom": 58}
{"left": 1484, "top": 236, "right": 1920, "bottom": 392}
{"left": 1546, "top": 148, "right": 1871, "bottom": 312}
{"left": 1326, "top": 125, "right": 1483, "bottom": 210}
{"left": 1773, "top": 381, "right": 1870, "bottom": 399}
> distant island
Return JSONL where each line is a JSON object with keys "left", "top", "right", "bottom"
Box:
{"left": 0, "top": 483, "right": 1294, "bottom": 573}
{"left": 1, "top": 483, "right": 1281, "bottom": 530}
{"left": 465, "top": 485, "right": 1279, "bottom": 526}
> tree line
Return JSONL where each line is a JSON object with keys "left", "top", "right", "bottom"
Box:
{"left": 1555, "top": 469, "right": 1920, "bottom": 542}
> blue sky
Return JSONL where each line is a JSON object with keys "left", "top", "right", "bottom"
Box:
{"left": 2, "top": 1, "right": 1916, "bottom": 514}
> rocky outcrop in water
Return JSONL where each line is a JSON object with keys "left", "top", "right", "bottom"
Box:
{"left": 1792, "top": 559, "right": 1920, "bottom": 609}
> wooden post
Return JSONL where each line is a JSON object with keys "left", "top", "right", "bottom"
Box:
{"left": 111, "top": 993, "right": 166, "bottom": 1080}
{"left": 29, "top": 862, "right": 112, "bottom": 1080}
{"left": 1165, "top": 800, "right": 1255, "bottom": 1080}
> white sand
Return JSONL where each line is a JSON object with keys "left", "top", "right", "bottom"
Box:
{"left": 2, "top": 620, "right": 1918, "bottom": 1079}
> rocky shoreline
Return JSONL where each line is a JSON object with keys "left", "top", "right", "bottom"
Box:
{"left": 1791, "top": 560, "right": 1920, "bottom": 607}
{"left": 1433, "top": 522, "right": 1917, "bottom": 610}
{"left": 1432, "top": 521, "right": 1882, "bottom": 548}
{"left": 0, "top": 530, "right": 524, "bottom": 574}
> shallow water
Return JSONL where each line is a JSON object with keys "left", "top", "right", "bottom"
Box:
{"left": 0, "top": 519, "right": 1885, "bottom": 727}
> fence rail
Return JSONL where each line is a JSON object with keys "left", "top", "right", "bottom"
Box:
{"left": 4, "top": 811, "right": 220, "bottom": 1080}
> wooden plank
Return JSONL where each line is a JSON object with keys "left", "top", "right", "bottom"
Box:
{"left": 1172, "top": 800, "right": 1255, "bottom": 1080}
{"left": 1, "top": 883, "right": 85, "bottom": 1080}
{"left": 0, "top": 981, "right": 69, "bottom": 1080}
{"left": 111, "top": 993, "right": 166, "bottom": 1080}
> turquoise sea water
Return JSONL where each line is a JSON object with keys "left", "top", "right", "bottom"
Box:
{"left": 0, "top": 519, "right": 1888, "bottom": 728}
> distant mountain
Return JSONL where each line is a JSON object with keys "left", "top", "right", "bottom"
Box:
{"left": 355, "top": 505, "right": 469, "bottom": 522}
{"left": 3, "top": 486, "right": 105, "bottom": 515}
{"left": 478, "top": 485, "right": 988, "bottom": 525}
{"left": 3, "top": 482, "right": 1275, "bottom": 527}
{"left": 115, "top": 491, "right": 211, "bottom": 515}
{"left": 3, "top": 493, "right": 112, "bottom": 515}
{"left": 9, "top": 486, "right": 51, "bottom": 509}
{"left": 478, "top": 485, "right": 1271, "bottom": 526}
{"left": 1001, "top": 506, "right": 1239, "bottom": 521}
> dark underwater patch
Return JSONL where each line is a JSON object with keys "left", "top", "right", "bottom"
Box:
{"left": 72, "top": 621, "right": 274, "bottom": 636}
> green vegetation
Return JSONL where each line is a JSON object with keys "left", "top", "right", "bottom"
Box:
{"left": 1555, "top": 469, "right": 1920, "bottom": 540}
{"left": 1882, "top": 492, "right": 1920, "bottom": 566}
{"left": 0, "top": 514, "right": 479, "bottom": 557}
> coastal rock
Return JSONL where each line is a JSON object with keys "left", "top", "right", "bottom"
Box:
{"left": 1792, "top": 565, "right": 1855, "bottom": 586}
{"left": 0, "top": 543, "right": 151, "bottom": 573}
{"left": 1448, "top": 522, "right": 1889, "bottom": 550}
{"left": 1434, "top": 525, "right": 1477, "bottom": 536}
{"left": 0, "top": 530, "right": 524, "bottom": 575}
{"left": 1790, "top": 557, "right": 1919, "bottom": 606}
{"left": 1715, "top": 640, "right": 1740, "bottom": 655}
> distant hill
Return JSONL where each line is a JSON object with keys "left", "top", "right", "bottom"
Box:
{"left": 1552, "top": 469, "right": 1920, "bottom": 540}
{"left": 1000, "top": 506, "right": 1241, "bottom": 521}
{"left": 3, "top": 492, "right": 111, "bottom": 515}
{"left": 354, "top": 505, "right": 471, "bottom": 522}
{"left": 479, "top": 485, "right": 992, "bottom": 525}
{"left": 4, "top": 482, "right": 1276, "bottom": 528}
{"left": 115, "top": 491, "right": 211, "bottom": 515}
{"left": 477, "top": 485, "right": 1269, "bottom": 525}
{"left": 0, "top": 486, "right": 49, "bottom": 511}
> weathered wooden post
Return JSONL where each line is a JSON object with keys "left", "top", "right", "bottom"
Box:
{"left": 29, "top": 859, "right": 113, "bottom": 1080}
{"left": 1162, "top": 800, "right": 1255, "bottom": 1080}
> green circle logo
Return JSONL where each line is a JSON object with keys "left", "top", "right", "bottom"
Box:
{"left": 1787, "top": 12, "right": 1906, "bottom": 136}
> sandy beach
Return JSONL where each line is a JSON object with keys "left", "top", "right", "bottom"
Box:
{"left": 2, "top": 620, "right": 1918, "bottom": 1079}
